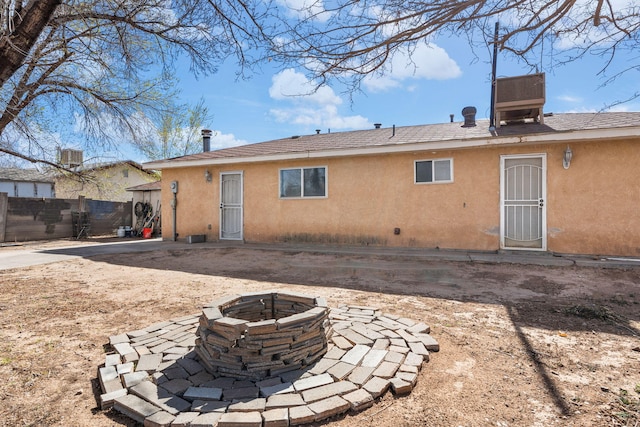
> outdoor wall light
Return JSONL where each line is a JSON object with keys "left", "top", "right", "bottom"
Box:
{"left": 563, "top": 145, "right": 573, "bottom": 169}
{"left": 204, "top": 170, "right": 212, "bottom": 182}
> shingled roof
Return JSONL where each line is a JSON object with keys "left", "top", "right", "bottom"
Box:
{"left": 0, "top": 168, "right": 54, "bottom": 183}
{"left": 144, "top": 112, "right": 640, "bottom": 169}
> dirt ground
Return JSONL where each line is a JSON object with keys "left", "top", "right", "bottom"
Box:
{"left": 0, "top": 240, "right": 639, "bottom": 427}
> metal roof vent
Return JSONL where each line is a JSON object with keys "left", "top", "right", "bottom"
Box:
{"left": 461, "top": 106, "right": 477, "bottom": 127}
{"left": 374, "top": 123, "right": 382, "bottom": 129}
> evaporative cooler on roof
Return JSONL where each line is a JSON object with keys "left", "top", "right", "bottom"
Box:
{"left": 494, "top": 73, "right": 545, "bottom": 128}
{"left": 59, "top": 149, "right": 83, "bottom": 167}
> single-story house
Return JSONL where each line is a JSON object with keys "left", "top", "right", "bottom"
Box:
{"left": 144, "top": 112, "right": 640, "bottom": 257}
{"left": 0, "top": 168, "right": 55, "bottom": 198}
{"left": 54, "top": 160, "right": 158, "bottom": 202}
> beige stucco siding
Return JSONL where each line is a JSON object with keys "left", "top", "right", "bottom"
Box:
{"left": 161, "top": 151, "right": 501, "bottom": 250}
{"left": 161, "top": 167, "right": 220, "bottom": 239}
{"left": 160, "top": 138, "right": 640, "bottom": 256}
{"left": 546, "top": 138, "right": 640, "bottom": 256}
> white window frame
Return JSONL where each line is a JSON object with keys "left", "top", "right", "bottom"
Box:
{"left": 279, "top": 166, "right": 328, "bottom": 199}
{"left": 414, "top": 158, "right": 454, "bottom": 184}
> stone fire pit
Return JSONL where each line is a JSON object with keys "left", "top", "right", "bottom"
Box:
{"left": 194, "top": 292, "right": 331, "bottom": 381}
{"left": 102, "top": 292, "right": 440, "bottom": 426}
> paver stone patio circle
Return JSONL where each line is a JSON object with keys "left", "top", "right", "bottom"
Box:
{"left": 102, "top": 292, "right": 439, "bottom": 426}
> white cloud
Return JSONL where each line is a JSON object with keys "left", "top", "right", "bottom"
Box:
{"left": 269, "top": 68, "right": 341, "bottom": 105}
{"left": 276, "top": 0, "right": 331, "bottom": 22}
{"left": 270, "top": 105, "right": 370, "bottom": 129}
{"left": 268, "top": 69, "right": 371, "bottom": 131}
{"left": 557, "top": 94, "right": 583, "bottom": 103}
{"left": 362, "top": 43, "right": 462, "bottom": 92}
{"left": 210, "top": 130, "right": 249, "bottom": 149}
{"left": 609, "top": 105, "right": 632, "bottom": 112}
{"left": 562, "top": 105, "right": 632, "bottom": 113}
{"left": 562, "top": 107, "right": 597, "bottom": 113}
{"left": 321, "top": 105, "right": 370, "bottom": 129}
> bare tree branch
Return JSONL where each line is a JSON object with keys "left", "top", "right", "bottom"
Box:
{"left": 0, "top": 0, "right": 281, "bottom": 165}
{"left": 2, "top": 0, "right": 640, "bottom": 166}
{"left": 271, "top": 0, "right": 640, "bottom": 94}
{"left": 0, "top": 145, "right": 79, "bottom": 174}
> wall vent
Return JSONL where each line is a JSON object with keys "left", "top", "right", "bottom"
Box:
{"left": 494, "top": 73, "right": 545, "bottom": 128}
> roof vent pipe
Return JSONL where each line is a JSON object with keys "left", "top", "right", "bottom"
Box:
{"left": 201, "top": 129, "right": 212, "bottom": 152}
{"left": 461, "top": 107, "right": 477, "bottom": 127}
{"left": 374, "top": 123, "right": 381, "bottom": 129}
{"left": 315, "top": 129, "right": 321, "bottom": 134}
{"left": 450, "top": 114, "right": 454, "bottom": 123}
{"left": 392, "top": 124, "right": 395, "bottom": 137}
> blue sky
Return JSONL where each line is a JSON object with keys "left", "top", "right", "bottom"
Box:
{"left": 170, "top": 36, "right": 638, "bottom": 153}
{"left": 130, "top": 35, "right": 640, "bottom": 162}
{"left": 4, "top": 5, "right": 638, "bottom": 168}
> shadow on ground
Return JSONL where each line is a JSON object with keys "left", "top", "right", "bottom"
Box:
{"left": 38, "top": 241, "right": 640, "bottom": 421}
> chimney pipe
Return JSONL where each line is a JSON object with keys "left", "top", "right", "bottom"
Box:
{"left": 374, "top": 123, "right": 381, "bottom": 129}
{"left": 200, "top": 129, "right": 212, "bottom": 153}
{"left": 461, "top": 107, "right": 477, "bottom": 127}
{"left": 201, "top": 129, "right": 212, "bottom": 152}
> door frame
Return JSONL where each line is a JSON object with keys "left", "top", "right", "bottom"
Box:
{"left": 219, "top": 171, "right": 244, "bottom": 241}
{"left": 499, "top": 153, "right": 547, "bottom": 251}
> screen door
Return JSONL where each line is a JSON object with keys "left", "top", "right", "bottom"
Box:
{"left": 500, "top": 155, "right": 546, "bottom": 250}
{"left": 220, "top": 172, "right": 243, "bottom": 240}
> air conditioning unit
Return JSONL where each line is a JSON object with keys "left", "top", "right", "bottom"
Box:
{"left": 60, "top": 149, "right": 83, "bottom": 167}
{"left": 494, "top": 73, "right": 545, "bottom": 128}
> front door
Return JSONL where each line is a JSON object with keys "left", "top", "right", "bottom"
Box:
{"left": 220, "top": 172, "right": 243, "bottom": 240}
{"left": 500, "top": 154, "right": 546, "bottom": 250}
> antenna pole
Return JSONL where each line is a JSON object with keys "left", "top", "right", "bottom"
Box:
{"left": 489, "top": 22, "right": 499, "bottom": 129}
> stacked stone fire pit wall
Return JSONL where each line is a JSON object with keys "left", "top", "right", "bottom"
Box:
{"left": 195, "top": 292, "right": 331, "bottom": 380}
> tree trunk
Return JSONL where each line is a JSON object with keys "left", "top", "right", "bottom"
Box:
{"left": 0, "top": 0, "right": 62, "bottom": 86}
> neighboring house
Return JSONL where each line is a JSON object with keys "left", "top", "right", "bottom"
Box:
{"left": 0, "top": 168, "right": 55, "bottom": 198}
{"left": 144, "top": 112, "right": 640, "bottom": 257}
{"left": 126, "top": 180, "right": 161, "bottom": 234}
{"left": 55, "top": 161, "right": 158, "bottom": 202}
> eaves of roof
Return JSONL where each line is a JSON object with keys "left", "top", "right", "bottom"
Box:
{"left": 143, "top": 113, "right": 640, "bottom": 170}
{"left": 73, "top": 160, "right": 150, "bottom": 173}
{"left": 126, "top": 181, "right": 161, "bottom": 192}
